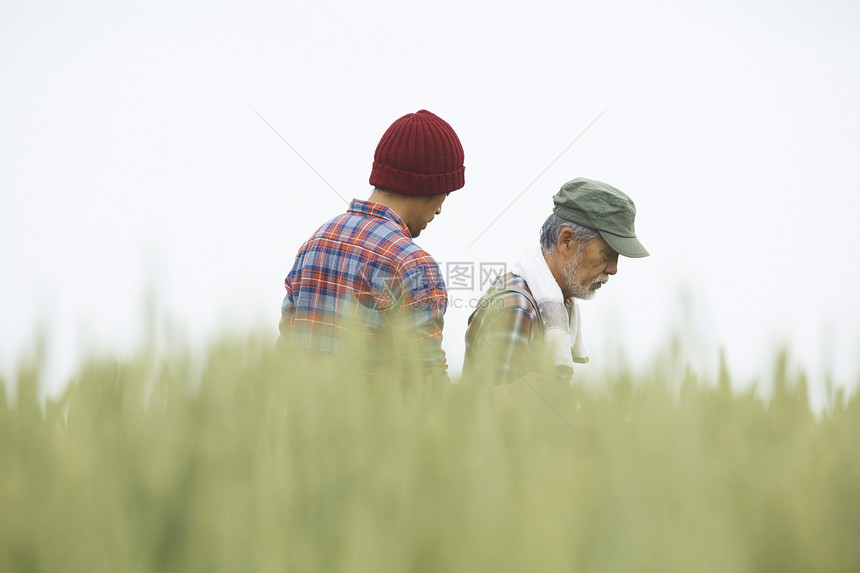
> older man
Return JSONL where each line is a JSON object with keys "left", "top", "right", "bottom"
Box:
{"left": 279, "top": 110, "right": 465, "bottom": 379}
{"left": 463, "top": 178, "right": 648, "bottom": 384}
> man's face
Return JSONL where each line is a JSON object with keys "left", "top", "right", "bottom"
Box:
{"left": 408, "top": 193, "right": 448, "bottom": 238}
{"left": 561, "top": 234, "right": 619, "bottom": 300}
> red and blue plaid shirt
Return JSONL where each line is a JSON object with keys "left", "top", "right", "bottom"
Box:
{"left": 280, "top": 199, "right": 448, "bottom": 373}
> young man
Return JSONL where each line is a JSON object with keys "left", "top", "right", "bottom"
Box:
{"left": 463, "top": 178, "right": 648, "bottom": 384}
{"left": 279, "top": 110, "right": 465, "bottom": 379}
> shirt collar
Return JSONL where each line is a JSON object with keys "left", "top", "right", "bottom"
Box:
{"left": 348, "top": 199, "right": 412, "bottom": 238}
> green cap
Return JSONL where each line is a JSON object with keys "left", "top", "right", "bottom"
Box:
{"left": 552, "top": 178, "right": 649, "bottom": 258}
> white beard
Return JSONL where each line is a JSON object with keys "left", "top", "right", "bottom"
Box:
{"left": 562, "top": 252, "right": 608, "bottom": 301}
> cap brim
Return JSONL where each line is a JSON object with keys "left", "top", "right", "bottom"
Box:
{"left": 599, "top": 231, "right": 649, "bottom": 258}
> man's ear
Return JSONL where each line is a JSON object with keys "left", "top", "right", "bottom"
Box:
{"left": 557, "top": 227, "right": 579, "bottom": 255}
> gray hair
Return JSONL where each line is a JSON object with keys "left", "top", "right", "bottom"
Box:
{"left": 539, "top": 213, "right": 599, "bottom": 253}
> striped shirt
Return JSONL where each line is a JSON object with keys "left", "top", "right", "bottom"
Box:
{"left": 280, "top": 199, "right": 448, "bottom": 374}
{"left": 463, "top": 272, "right": 542, "bottom": 383}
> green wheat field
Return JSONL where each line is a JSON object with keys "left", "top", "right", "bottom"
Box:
{"left": 2, "top": 332, "right": 858, "bottom": 572}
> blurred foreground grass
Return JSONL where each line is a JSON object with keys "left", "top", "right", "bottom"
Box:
{"left": 1, "top": 334, "right": 859, "bottom": 572}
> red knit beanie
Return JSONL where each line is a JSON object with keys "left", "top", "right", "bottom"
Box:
{"left": 369, "top": 110, "right": 465, "bottom": 196}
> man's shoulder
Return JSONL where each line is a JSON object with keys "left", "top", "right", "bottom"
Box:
{"left": 466, "top": 272, "right": 540, "bottom": 334}
{"left": 305, "top": 210, "right": 425, "bottom": 262}
{"left": 312, "top": 210, "right": 401, "bottom": 243}
{"left": 482, "top": 273, "right": 536, "bottom": 311}
{"left": 298, "top": 210, "right": 442, "bottom": 293}
{"left": 466, "top": 272, "right": 540, "bottom": 348}
{"left": 330, "top": 212, "right": 440, "bottom": 275}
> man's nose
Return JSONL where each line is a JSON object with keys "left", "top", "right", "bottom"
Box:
{"left": 605, "top": 256, "right": 618, "bottom": 275}
{"left": 435, "top": 207, "right": 442, "bottom": 215}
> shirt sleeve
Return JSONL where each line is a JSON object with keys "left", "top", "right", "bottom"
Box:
{"left": 396, "top": 258, "right": 449, "bottom": 378}
{"left": 464, "top": 293, "right": 538, "bottom": 384}
{"left": 278, "top": 278, "right": 295, "bottom": 345}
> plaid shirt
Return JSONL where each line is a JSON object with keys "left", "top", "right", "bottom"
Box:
{"left": 463, "top": 272, "right": 542, "bottom": 383}
{"left": 280, "top": 199, "right": 448, "bottom": 373}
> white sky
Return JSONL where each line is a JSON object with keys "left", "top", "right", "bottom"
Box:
{"left": 2, "top": 0, "right": 859, "bottom": 409}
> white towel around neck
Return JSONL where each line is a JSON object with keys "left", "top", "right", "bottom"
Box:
{"left": 511, "top": 244, "right": 589, "bottom": 371}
